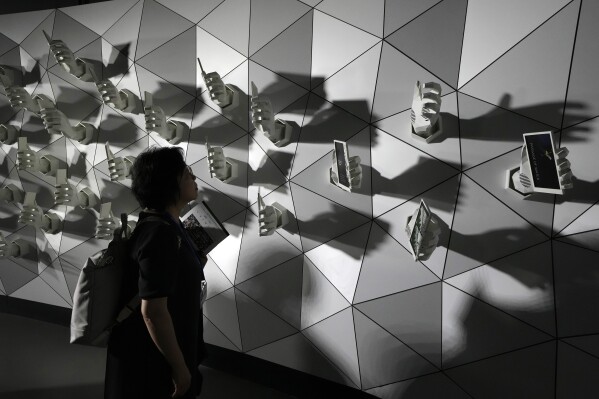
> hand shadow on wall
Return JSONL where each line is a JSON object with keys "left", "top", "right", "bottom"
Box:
{"left": 102, "top": 43, "right": 131, "bottom": 81}
{"left": 297, "top": 214, "right": 389, "bottom": 260}
{"left": 554, "top": 176, "right": 599, "bottom": 205}
{"left": 370, "top": 157, "right": 461, "bottom": 213}
{"left": 61, "top": 206, "right": 97, "bottom": 239}
{"left": 437, "top": 94, "right": 591, "bottom": 144}
{"left": 98, "top": 113, "right": 141, "bottom": 147}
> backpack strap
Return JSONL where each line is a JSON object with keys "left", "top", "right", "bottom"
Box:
{"left": 119, "top": 214, "right": 176, "bottom": 316}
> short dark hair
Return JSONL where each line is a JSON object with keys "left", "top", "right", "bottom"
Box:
{"left": 131, "top": 146, "right": 187, "bottom": 211}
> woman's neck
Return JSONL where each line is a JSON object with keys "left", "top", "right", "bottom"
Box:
{"left": 145, "top": 202, "right": 184, "bottom": 221}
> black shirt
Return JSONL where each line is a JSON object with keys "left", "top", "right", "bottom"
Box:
{"left": 105, "top": 211, "right": 206, "bottom": 398}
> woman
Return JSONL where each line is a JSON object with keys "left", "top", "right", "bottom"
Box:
{"left": 105, "top": 146, "right": 207, "bottom": 398}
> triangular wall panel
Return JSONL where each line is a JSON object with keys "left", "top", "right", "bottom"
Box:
{"left": 251, "top": 11, "right": 313, "bottom": 90}
{"left": 198, "top": 0, "right": 251, "bottom": 57}
{"left": 317, "top": 0, "right": 384, "bottom": 38}
{"left": 460, "top": 0, "right": 580, "bottom": 128}
{"left": 103, "top": 0, "right": 144, "bottom": 59}
{"left": 135, "top": 0, "right": 194, "bottom": 60}
{"left": 386, "top": 0, "right": 467, "bottom": 88}
{"left": 249, "top": 0, "right": 311, "bottom": 55}
{"left": 443, "top": 175, "right": 548, "bottom": 279}
{"left": 310, "top": 10, "right": 379, "bottom": 89}
{"left": 442, "top": 283, "right": 551, "bottom": 368}
{"left": 459, "top": 0, "right": 571, "bottom": 87}
{"left": 446, "top": 242, "right": 556, "bottom": 336}
{"left": 353, "top": 222, "right": 439, "bottom": 304}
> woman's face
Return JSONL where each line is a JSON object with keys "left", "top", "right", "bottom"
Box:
{"left": 179, "top": 165, "right": 198, "bottom": 203}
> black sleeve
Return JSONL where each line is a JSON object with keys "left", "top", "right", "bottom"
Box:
{"left": 136, "top": 223, "right": 180, "bottom": 299}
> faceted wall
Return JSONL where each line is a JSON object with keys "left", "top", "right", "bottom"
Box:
{"left": 1, "top": 0, "right": 598, "bottom": 397}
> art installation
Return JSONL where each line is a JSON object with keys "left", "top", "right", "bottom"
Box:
{"left": 0, "top": 2, "right": 596, "bottom": 397}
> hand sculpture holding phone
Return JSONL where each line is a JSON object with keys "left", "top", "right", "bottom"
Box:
{"left": 96, "top": 80, "right": 137, "bottom": 113}
{"left": 411, "top": 81, "right": 443, "bottom": 143}
{"left": 511, "top": 144, "right": 573, "bottom": 195}
{"left": 54, "top": 169, "right": 79, "bottom": 207}
{"left": 17, "top": 137, "right": 38, "bottom": 171}
{"left": 330, "top": 141, "right": 362, "bottom": 192}
{"left": 251, "top": 82, "right": 291, "bottom": 147}
{"left": 38, "top": 97, "right": 95, "bottom": 144}
{"left": 258, "top": 191, "right": 289, "bottom": 236}
{"left": 44, "top": 31, "right": 97, "bottom": 82}
{"left": 96, "top": 202, "right": 119, "bottom": 240}
{"left": 143, "top": 92, "right": 186, "bottom": 145}
{"left": 5, "top": 86, "right": 41, "bottom": 113}
{"left": 198, "top": 58, "right": 237, "bottom": 108}
{"left": 206, "top": 140, "right": 237, "bottom": 183}
{"left": 105, "top": 142, "right": 135, "bottom": 181}
{"left": 405, "top": 201, "right": 441, "bottom": 261}
{"left": 18, "top": 192, "right": 43, "bottom": 227}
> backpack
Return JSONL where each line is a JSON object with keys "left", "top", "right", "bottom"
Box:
{"left": 69, "top": 213, "right": 167, "bottom": 347}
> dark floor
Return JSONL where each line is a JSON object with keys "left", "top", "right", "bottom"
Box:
{"left": 0, "top": 312, "right": 296, "bottom": 398}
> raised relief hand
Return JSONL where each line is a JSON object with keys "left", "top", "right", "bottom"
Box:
{"left": 405, "top": 201, "right": 441, "bottom": 261}
{"left": 38, "top": 97, "right": 95, "bottom": 144}
{"left": 96, "top": 202, "right": 119, "bottom": 240}
{"left": 53, "top": 169, "right": 78, "bottom": 206}
{"left": 143, "top": 91, "right": 186, "bottom": 144}
{"left": 105, "top": 142, "right": 135, "bottom": 181}
{"left": 206, "top": 140, "right": 237, "bottom": 183}
{"left": 411, "top": 81, "right": 443, "bottom": 142}
{"left": 96, "top": 80, "right": 127, "bottom": 110}
{"left": 17, "top": 137, "right": 38, "bottom": 171}
{"left": 251, "top": 81, "right": 292, "bottom": 147}
{"left": 258, "top": 191, "right": 289, "bottom": 237}
{"left": 330, "top": 141, "right": 362, "bottom": 192}
{"left": 198, "top": 57, "right": 235, "bottom": 108}
{"left": 5, "top": 86, "right": 40, "bottom": 113}
{"left": 18, "top": 192, "right": 43, "bottom": 228}
{"left": 511, "top": 135, "right": 573, "bottom": 196}
{"left": 44, "top": 31, "right": 97, "bottom": 82}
